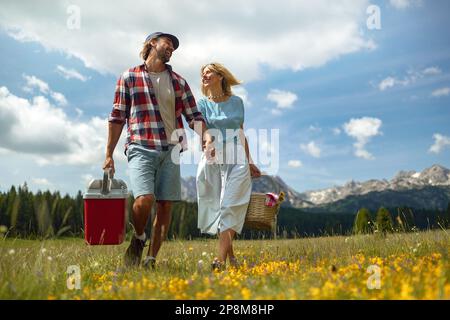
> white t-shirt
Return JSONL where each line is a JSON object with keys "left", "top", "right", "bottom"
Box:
{"left": 148, "top": 70, "right": 177, "bottom": 144}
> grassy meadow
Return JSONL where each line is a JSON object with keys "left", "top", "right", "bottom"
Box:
{"left": 0, "top": 230, "right": 449, "bottom": 300}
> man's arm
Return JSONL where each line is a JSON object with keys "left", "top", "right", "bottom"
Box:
{"left": 179, "top": 79, "right": 213, "bottom": 148}
{"left": 103, "top": 122, "right": 124, "bottom": 174}
{"left": 103, "top": 73, "right": 130, "bottom": 174}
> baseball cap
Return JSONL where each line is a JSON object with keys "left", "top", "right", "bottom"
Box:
{"left": 145, "top": 32, "right": 179, "bottom": 50}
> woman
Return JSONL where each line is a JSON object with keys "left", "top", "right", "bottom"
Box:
{"left": 196, "top": 62, "right": 261, "bottom": 270}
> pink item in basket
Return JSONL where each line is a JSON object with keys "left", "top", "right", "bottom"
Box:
{"left": 265, "top": 193, "right": 279, "bottom": 207}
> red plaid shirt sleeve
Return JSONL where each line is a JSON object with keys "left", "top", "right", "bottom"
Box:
{"left": 180, "top": 80, "right": 205, "bottom": 129}
{"left": 109, "top": 73, "right": 130, "bottom": 124}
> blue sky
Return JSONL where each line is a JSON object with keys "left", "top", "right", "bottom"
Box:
{"left": 0, "top": 0, "right": 449, "bottom": 196}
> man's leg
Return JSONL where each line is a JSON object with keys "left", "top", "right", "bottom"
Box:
{"left": 125, "top": 144, "right": 159, "bottom": 267}
{"left": 124, "top": 194, "right": 155, "bottom": 267}
{"left": 132, "top": 194, "right": 155, "bottom": 236}
{"left": 148, "top": 200, "right": 172, "bottom": 258}
{"left": 142, "top": 145, "right": 179, "bottom": 268}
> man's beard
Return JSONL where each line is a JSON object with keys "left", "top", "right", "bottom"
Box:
{"left": 158, "top": 49, "right": 171, "bottom": 63}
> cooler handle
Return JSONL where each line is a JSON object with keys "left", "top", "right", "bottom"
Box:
{"left": 101, "top": 168, "right": 114, "bottom": 195}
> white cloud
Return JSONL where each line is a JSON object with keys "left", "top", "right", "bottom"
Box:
{"left": 22, "top": 74, "right": 67, "bottom": 106}
{"left": 378, "top": 76, "right": 409, "bottom": 91}
{"left": 288, "top": 160, "right": 302, "bottom": 168}
{"left": 429, "top": 134, "right": 450, "bottom": 154}
{"left": 332, "top": 128, "right": 341, "bottom": 135}
{"left": 23, "top": 74, "right": 50, "bottom": 94}
{"left": 0, "top": 0, "right": 374, "bottom": 85}
{"left": 81, "top": 174, "right": 95, "bottom": 186}
{"left": 422, "top": 67, "right": 441, "bottom": 76}
{"left": 389, "top": 0, "right": 422, "bottom": 9}
{"left": 378, "top": 77, "right": 396, "bottom": 91}
{"left": 343, "top": 117, "right": 382, "bottom": 160}
{"left": 267, "top": 89, "right": 298, "bottom": 111}
{"left": 390, "top": 0, "right": 411, "bottom": 9}
{"left": 431, "top": 87, "right": 450, "bottom": 98}
{"left": 233, "top": 86, "right": 251, "bottom": 107}
{"left": 0, "top": 147, "right": 10, "bottom": 155}
{"left": 308, "top": 125, "right": 322, "bottom": 132}
{"left": 31, "top": 178, "right": 53, "bottom": 187}
{"left": 300, "top": 141, "right": 321, "bottom": 158}
{"left": 50, "top": 91, "right": 68, "bottom": 106}
{"left": 270, "top": 109, "right": 283, "bottom": 116}
{"left": 75, "top": 108, "right": 84, "bottom": 117}
{"left": 56, "top": 65, "right": 89, "bottom": 82}
{"left": 0, "top": 86, "right": 127, "bottom": 166}
{"left": 378, "top": 66, "right": 441, "bottom": 92}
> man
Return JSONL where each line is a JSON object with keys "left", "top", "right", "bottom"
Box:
{"left": 104, "top": 32, "right": 210, "bottom": 268}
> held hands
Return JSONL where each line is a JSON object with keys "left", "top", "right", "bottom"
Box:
{"left": 102, "top": 156, "right": 115, "bottom": 175}
{"left": 203, "top": 140, "right": 216, "bottom": 162}
{"left": 249, "top": 163, "right": 261, "bottom": 178}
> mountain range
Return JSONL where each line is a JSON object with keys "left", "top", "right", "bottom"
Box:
{"left": 181, "top": 164, "right": 450, "bottom": 212}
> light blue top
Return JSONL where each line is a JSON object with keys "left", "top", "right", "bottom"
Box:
{"left": 197, "top": 95, "right": 244, "bottom": 143}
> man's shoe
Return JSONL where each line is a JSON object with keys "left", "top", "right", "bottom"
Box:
{"left": 142, "top": 256, "right": 156, "bottom": 270}
{"left": 124, "top": 236, "right": 146, "bottom": 267}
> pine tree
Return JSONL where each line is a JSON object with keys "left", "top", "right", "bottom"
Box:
{"left": 376, "top": 207, "right": 394, "bottom": 235}
{"left": 441, "top": 202, "right": 450, "bottom": 229}
{"left": 0, "top": 192, "right": 5, "bottom": 226}
{"left": 353, "top": 208, "right": 372, "bottom": 234}
{"left": 444, "top": 202, "right": 450, "bottom": 229}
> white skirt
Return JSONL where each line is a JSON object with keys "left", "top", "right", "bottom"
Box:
{"left": 196, "top": 144, "right": 251, "bottom": 235}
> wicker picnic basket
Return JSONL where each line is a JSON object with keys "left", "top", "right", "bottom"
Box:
{"left": 244, "top": 192, "right": 285, "bottom": 231}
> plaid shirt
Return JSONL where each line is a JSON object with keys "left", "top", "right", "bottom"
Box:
{"left": 109, "top": 64, "right": 205, "bottom": 153}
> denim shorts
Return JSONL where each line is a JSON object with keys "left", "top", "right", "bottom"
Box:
{"left": 127, "top": 143, "right": 181, "bottom": 200}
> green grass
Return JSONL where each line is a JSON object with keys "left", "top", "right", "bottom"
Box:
{"left": 0, "top": 230, "right": 449, "bottom": 299}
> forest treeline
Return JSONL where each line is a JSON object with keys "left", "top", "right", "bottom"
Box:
{"left": 0, "top": 184, "right": 449, "bottom": 239}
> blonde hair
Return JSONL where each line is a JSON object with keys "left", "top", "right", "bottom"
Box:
{"left": 200, "top": 62, "right": 242, "bottom": 97}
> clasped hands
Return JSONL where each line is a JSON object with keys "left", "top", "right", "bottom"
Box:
{"left": 202, "top": 140, "right": 261, "bottom": 178}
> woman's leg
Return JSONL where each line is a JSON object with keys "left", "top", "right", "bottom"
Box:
{"left": 218, "top": 228, "right": 236, "bottom": 264}
{"left": 228, "top": 244, "right": 239, "bottom": 267}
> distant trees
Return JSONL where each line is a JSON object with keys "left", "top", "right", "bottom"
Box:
{"left": 352, "top": 206, "right": 427, "bottom": 235}
{"left": 0, "top": 184, "right": 202, "bottom": 240}
{"left": 395, "top": 207, "right": 416, "bottom": 232}
{"left": 352, "top": 203, "right": 450, "bottom": 235}
{"left": 437, "top": 202, "right": 450, "bottom": 229}
{"left": 353, "top": 208, "right": 372, "bottom": 234}
{"left": 0, "top": 184, "right": 84, "bottom": 239}
{"left": 1, "top": 184, "right": 449, "bottom": 239}
{"left": 447, "top": 203, "right": 450, "bottom": 226}
{"left": 375, "top": 207, "right": 394, "bottom": 235}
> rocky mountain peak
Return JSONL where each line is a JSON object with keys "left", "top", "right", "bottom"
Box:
{"left": 180, "top": 164, "right": 450, "bottom": 208}
{"left": 420, "top": 164, "right": 450, "bottom": 183}
{"left": 344, "top": 180, "right": 358, "bottom": 189}
{"left": 392, "top": 170, "right": 416, "bottom": 181}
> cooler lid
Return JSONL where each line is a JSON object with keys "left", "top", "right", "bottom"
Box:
{"left": 83, "top": 170, "right": 129, "bottom": 199}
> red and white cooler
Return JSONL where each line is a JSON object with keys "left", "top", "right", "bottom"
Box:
{"left": 83, "top": 170, "right": 128, "bottom": 245}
